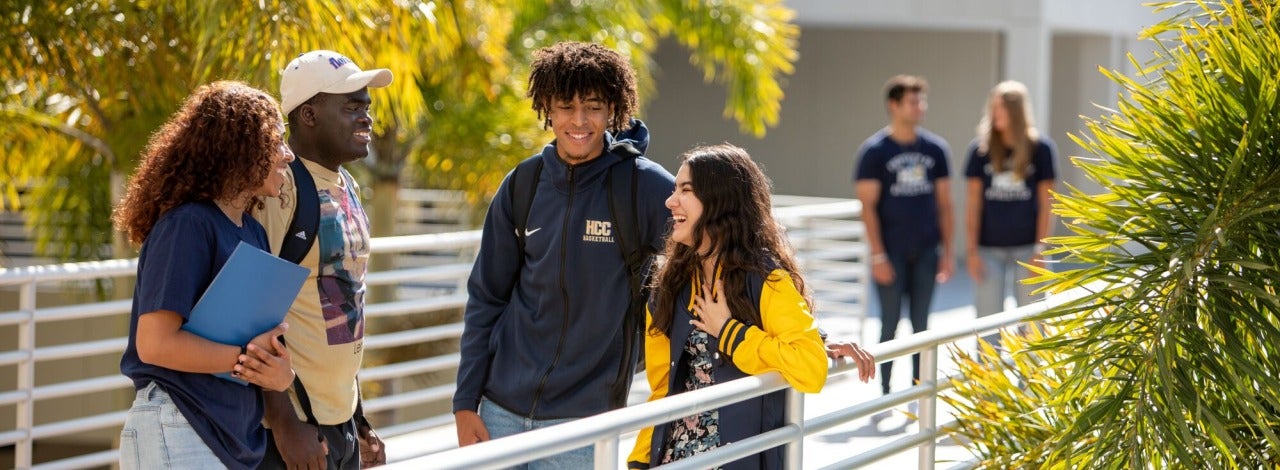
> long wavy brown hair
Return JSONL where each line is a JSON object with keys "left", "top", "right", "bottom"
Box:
{"left": 977, "top": 80, "right": 1039, "bottom": 178}
{"left": 113, "top": 80, "right": 283, "bottom": 246}
{"left": 527, "top": 41, "right": 638, "bottom": 133}
{"left": 648, "top": 144, "right": 813, "bottom": 336}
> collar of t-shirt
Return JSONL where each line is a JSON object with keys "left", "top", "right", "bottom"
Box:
{"left": 301, "top": 158, "right": 345, "bottom": 190}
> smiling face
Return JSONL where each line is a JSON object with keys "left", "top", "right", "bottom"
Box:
{"left": 549, "top": 92, "right": 612, "bottom": 164}
{"left": 666, "top": 163, "right": 705, "bottom": 249}
{"left": 256, "top": 125, "right": 295, "bottom": 198}
{"left": 303, "top": 88, "right": 374, "bottom": 169}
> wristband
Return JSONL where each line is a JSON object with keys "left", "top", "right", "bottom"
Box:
{"left": 237, "top": 344, "right": 247, "bottom": 364}
{"left": 870, "top": 253, "right": 888, "bottom": 265}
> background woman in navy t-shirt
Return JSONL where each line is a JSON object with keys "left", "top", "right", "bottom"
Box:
{"left": 113, "top": 81, "right": 297, "bottom": 469}
{"left": 963, "top": 80, "right": 1057, "bottom": 346}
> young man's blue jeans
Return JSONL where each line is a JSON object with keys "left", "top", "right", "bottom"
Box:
{"left": 875, "top": 248, "right": 939, "bottom": 395}
{"left": 479, "top": 397, "right": 592, "bottom": 469}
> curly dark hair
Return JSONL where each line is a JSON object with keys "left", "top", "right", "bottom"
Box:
{"left": 648, "top": 144, "right": 813, "bottom": 336}
{"left": 113, "top": 80, "right": 284, "bottom": 246}
{"left": 527, "top": 41, "right": 638, "bottom": 132}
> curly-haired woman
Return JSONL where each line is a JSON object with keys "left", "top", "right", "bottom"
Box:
{"left": 114, "top": 80, "right": 297, "bottom": 469}
{"left": 628, "top": 144, "right": 874, "bottom": 470}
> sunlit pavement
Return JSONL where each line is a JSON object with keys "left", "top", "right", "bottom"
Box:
{"left": 387, "top": 263, "right": 1004, "bottom": 468}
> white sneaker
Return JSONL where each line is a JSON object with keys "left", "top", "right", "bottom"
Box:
{"left": 907, "top": 402, "right": 919, "bottom": 420}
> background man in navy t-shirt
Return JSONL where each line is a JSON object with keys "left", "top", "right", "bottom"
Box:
{"left": 853, "top": 75, "right": 954, "bottom": 403}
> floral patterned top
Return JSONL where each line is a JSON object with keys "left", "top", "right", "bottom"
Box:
{"left": 660, "top": 328, "right": 722, "bottom": 464}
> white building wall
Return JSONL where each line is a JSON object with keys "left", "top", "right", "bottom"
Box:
{"left": 643, "top": 0, "right": 1171, "bottom": 251}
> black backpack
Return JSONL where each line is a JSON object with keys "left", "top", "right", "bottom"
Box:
{"left": 508, "top": 142, "right": 654, "bottom": 409}
{"left": 276, "top": 158, "right": 369, "bottom": 429}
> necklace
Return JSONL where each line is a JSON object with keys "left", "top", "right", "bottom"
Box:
{"left": 213, "top": 197, "right": 246, "bottom": 227}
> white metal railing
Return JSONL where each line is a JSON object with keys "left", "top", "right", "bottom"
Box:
{"left": 396, "top": 284, "right": 1090, "bottom": 470}
{"left": 0, "top": 197, "right": 865, "bottom": 469}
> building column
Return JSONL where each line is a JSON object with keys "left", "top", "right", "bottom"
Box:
{"left": 1003, "top": 21, "right": 1052, "bottom": 131}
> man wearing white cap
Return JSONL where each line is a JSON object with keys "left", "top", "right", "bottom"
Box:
{"left": 253, "top": 50, "right": 392, "bottom": 469}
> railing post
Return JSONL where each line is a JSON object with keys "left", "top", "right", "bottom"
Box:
{"left": 593, "top": 435, "right": 618, "bottom": 469}
{"left": 917, "top": 345, "right": 937, "bottom": 470}
{"left": 17, "top": 281, "right": 35, "bottom": 470}
{"left": 800, "top": 215, "right": 816, "bottom": 271}
{"left": 785, "top": 387, "right": 804, "bottom": 469}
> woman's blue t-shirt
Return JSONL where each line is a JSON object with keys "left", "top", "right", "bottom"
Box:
{"left": 964, "top": 137, "right": 1057, "bottom": 247}
{"left": 119, "top": 201, "right": 271, "bottom": 469}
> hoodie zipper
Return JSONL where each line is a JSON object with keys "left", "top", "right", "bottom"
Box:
{"left": 528, "top": 164, "right": 575, "bottom": 418}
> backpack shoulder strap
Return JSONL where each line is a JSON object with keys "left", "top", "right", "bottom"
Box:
{"left": 276, "top": 159, "right": 321, "bottom": 424}
{"left": 605, "top": 149, "right": 647, "bottom": 277}
{"left": 604, "top": 143, "right": 653, "bottom": 409}
{"left": 279, "top": 158, "right": 319, "bottom": 265}
{"left": 510, "top": 155, "right": 544, "bottom": 259}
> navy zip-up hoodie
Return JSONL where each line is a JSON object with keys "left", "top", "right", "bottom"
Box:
{"left": 454, "top": 120, "right": 675, "bottom": 419}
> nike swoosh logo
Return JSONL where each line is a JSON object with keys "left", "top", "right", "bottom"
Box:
{"left": 524, "top": 227, "right": 542, "bottom": 236}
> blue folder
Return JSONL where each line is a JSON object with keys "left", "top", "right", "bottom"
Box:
{"left": 182, "top": 240, "right": 308, "bottom": 384}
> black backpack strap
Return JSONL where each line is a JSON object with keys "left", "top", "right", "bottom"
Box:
{"left": 278, "top": 158, "right": 319, "bottom": 264}
{"left": 275, "top": 159, "right": 329, "bottom": 427}
{"left": 273, "top": 159, "right": 321, "bottom": 424}
{"left": 509, "top": 155, "right": 544, "bottom": 269}
{"left": 605, "top": 143, "right": 653, "bottom": 408}
{"left": 607, "top": 147, "right": 649, "bottom": 285}
{"left": 291, "top": 377, "right": 321, "bottom": 426}
{"left": 289, "top": 375, "right": 369, "bottom": 429}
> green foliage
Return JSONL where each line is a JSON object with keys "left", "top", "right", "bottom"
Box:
{"left": 946, "top": 1, "right": 1280, "bottom": 467}
{"left": 1, "top": 0, "right": 799, "bottom": 261}
{"left": 944, "top": 328, "right": 1080, "bottom": 467}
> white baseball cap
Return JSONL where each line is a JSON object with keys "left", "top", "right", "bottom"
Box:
{"left": 280, "top": 50, "right": 393, "bottom": 116}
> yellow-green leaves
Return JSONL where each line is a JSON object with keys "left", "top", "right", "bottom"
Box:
{"left": 950, "top": 1, "right": 1280, "bottom": 467}
{"left": 4, "top": 0, "right": 799, "bottom": 261}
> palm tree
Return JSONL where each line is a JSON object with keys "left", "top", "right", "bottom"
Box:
{"left": 1, "top": 0, "right": 797, "bottom": 265}
{"left": 945, "top": 1, "right": 1280, "bottom": 467}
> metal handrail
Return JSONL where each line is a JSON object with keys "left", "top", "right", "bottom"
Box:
{"left": 0, "top": 198, "right": 864, "bottom": 469}
{"left": 389, "top": 287, "right": 1088, "bottom": 469}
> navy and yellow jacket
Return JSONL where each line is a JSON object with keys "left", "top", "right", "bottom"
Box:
{"left": 453, "top": 120, "right": 675, "bottom": 419}
{"left": 627, "top": 268, "right": 828, "bottom": 469}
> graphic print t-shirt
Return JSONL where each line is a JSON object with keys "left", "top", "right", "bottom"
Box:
{"left": 964, "top": 137, "right": 1056, "bottom": 247}
{"left": 255, "top": 158, "right": 369, "bottom": 425}
{"left": 853, "top": 128, "right": 951, "bottom": 256}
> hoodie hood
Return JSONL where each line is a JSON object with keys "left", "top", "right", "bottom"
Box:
{"left": 540, "top": 119, "right": 650, "bottom": 192}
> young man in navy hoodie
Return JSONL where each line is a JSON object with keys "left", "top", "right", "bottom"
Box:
{"left": 453, "top": 41, "right": 675, "bottom": 466}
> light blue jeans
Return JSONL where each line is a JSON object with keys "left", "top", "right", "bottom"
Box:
{"left": 973, "top": 245, "right": 1039, "bottom": 346}
{"left": 479, "top": 397, "right": 592, "bottom": 469}
{"left": 119, "top": 382, "right": 225, "bottom": 469}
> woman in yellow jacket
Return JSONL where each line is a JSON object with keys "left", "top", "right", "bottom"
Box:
{"left": 627, "top": 144, "right": 874, "bottom": 469}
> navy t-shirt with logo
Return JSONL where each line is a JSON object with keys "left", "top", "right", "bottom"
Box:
{"left": 119, "top": 201, "right": 271, "bottom": 469}
{"left": 853, "top": 128, "right": 951, "bottom": 257}
{"left": 964, "top": 136, "right": 1056, "bottom": 247}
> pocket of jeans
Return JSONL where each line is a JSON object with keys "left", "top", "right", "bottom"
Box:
{"left": 161, "top": 405, "right": 193, "bottom": 428}
{"left": 119, "top": 429, "right": 140, "bottom": 469}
